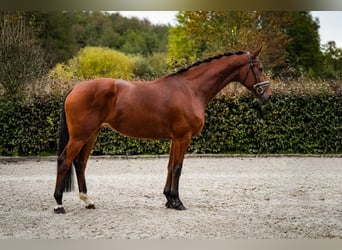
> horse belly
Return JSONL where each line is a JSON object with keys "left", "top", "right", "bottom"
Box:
{"left": 107, "top": 112, "right": 171, "bottom": 140}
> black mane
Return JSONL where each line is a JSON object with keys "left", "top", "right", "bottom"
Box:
{"left": 168, "top": 51, "right": 245, "bottom": 77}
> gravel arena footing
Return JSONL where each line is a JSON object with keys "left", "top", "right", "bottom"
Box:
{"left": 0, "top": 155, "right": 341, "bottom": 239}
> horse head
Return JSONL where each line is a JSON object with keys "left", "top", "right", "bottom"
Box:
{"left": 238, "top": 46, "right": 272, "bottom": 102}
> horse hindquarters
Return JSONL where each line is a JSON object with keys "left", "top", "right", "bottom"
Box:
{"left": 54, "top": 87, "right": 103, "bottom": 213}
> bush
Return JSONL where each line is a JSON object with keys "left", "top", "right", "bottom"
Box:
{"left": 48, "top": 47, "right": 135, "bottom": 81}
{"left": 133, "top": 53, "right": 168, "bottom": 80}
{"left": 190, "top": 94, "right": 342, "bottom": 154}
{"left": 89, "top": 92, "right": 342, "bottom": 155}
{"left": 0, "top": 94, "right": 61, "bottom": 155}
{"left": 0, "top": 89, "right": 341, "bottom": 156}
{"left": 76, "top": 47, "right": 135, "bottom": 79}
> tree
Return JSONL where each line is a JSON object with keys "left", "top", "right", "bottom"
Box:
{"left": 120, "top": 29, "right": 148, "bottom": 55}
{"left": 72, "top": 12, "right": 169, "bottom": 57}
{"left": 321, "top": 41, "right": 342, "bottom": 79}
{"left": 20, "top": 11, "right": 169, "bottom": 66}
{"left": 0, "top": 12, "right": 48, "bottom": 98}
{"left": 167, "top": 25, "right": 197, "bottom": 69}
{"left": 168, "top": 11, "right": 291, "bottom": 74}
{"left": 28, "top": 11, "right": 79, "bottom": 65}
{"left": 173, "top": 11, "right": 254, "bottom": 57}
{"left": 252, "top": 11, "right": 292, "bottom": 71}
{"left": 72, "top": 11, "right": 113, "bottom": 49}
{"left": 282, "top": 11, "right": 323, "bottom": 78}
{"left": 168, "top": 11, "right": 326, "bottom": 79}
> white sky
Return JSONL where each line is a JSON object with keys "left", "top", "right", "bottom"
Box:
{"left": 117, "top": 11, "right": 178, "bottom": 26}
{"left": 118, "top": 11, "right": 342, "bottom": 48}
{"left": 311, "top": 11, "right": 342, "bottom": 48}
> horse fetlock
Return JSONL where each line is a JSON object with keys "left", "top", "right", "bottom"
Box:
{"left": 54, "top": 205, "right": 66, "bottom": 214}
{"left": 79, "top": 192, "right": 95, "bottom": 209}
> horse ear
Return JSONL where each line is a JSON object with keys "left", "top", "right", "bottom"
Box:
{"left": 251, "top": 45, "right": 263, "bottom": 58}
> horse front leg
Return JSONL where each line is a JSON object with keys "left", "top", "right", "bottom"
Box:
{"left": 163, "top": 137, "right": 190, "bottom": 210}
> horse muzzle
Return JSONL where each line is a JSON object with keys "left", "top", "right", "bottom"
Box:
{"left": 253, "top": 81, "right": 271, "bottom": 103}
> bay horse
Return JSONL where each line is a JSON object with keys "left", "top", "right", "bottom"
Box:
{"left": 54, "top": 46, "right": 271, "bottom": 214}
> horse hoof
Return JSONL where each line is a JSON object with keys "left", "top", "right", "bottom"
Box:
{"left": 86, "top": 204, "right": 96, "bottom": 209}
{"left": 165, "top": 201, "right": 187, "bottom": 210}
{"left": 54, "top": 206, "right": 66, "bottom": 214}
{"left": 165, "top": 201, "right": 172, "bottom": 208}
{"left": 175, "top": 204, "right": 187, "bottom": 210}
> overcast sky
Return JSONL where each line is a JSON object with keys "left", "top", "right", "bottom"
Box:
{"left": 117, "top": 11, "right": 178, "bottom": 26}
{"left": 118, "top": 11, "right": 342, "bottom": 48}
{"left": 311, "top": 11, "right": 342, "bottom": 47}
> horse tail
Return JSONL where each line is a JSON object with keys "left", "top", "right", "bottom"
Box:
{"left": 57, "top": 89, "right": 74, "bottom": 192}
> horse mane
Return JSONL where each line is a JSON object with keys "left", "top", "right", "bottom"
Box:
{"left": 167, "top": 51, "right": 245, "bottom": 77}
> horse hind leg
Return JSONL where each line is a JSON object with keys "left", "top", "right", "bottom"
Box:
{"left": 54, "top": 139, "right": 85, "bottom": 214}
{"left": 73, "top": 131, "right": 99, "bottom": 209}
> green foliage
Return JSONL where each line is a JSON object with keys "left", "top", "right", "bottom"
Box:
{"left": 0, "top": 94, "right": 61, "bottom": 155}
{"left": 92, "top": 128, "right": 170, "bottom": 156}
{"left": 281, "top": 11, "right": 323, "bottom": 78}
{"left": 321, "top": 41, "right": 342, "bottom": 79}
{"left": 49, "top": 47, "right": 168, "bottom": 82}
{"left": 48, "top": 63, "right": 77, "bottom": 82}
{"left": 190, "top": 94, "right": 342, "bottom": 154}
{"left": 169, "top": 11, "right": 332, "bottom": 79}
{"left": 168, "top": 11, "right": 292, "bottom": 72}
{"left": 167, "top": 26, "right": 197, "bottom": 68}
{"left": 76, "top": 47, "right": 135, "bottom": 79}
{"left": 49, "top": 47, "right": 135, "bottom": 80}
{"left": 1, "top": 89, "right": 340, "bottom": 156}
{"left": 29, "top": 11, "right": 79, "bottom": 65}
{"left": 133, "top": 53, "right": 168, "bottom": 79}
{"left": 28, "top": 11, "right": 169, "bottom": 64}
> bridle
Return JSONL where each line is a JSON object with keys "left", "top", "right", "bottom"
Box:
{"left": 244, "top": 52, "right": 270, "bottom": 96}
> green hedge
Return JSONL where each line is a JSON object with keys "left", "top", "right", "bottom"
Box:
{"left": 0, "top": 93, "right": 341, "bottom": 156}
{"left": 191, "top": 95, "right": 342, "bottom": 154}
{"left": 0, "top": 95, "right": 61, "bottom": 156}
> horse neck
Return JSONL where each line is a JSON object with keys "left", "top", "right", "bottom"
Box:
{"left": 174, "top": 55, "right": 245, "bottom": 106}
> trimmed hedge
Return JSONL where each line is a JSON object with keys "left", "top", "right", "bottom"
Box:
{"left": 192, "top": 95, "right": 342, "bottom": 154}
{"left": 0, "top": 95, "right": 61, "bottom": 156}
{"left": 0, "top": 93, "right": 341, "bottom": 156}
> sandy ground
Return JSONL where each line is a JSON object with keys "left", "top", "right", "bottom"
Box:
{"left": 0, "top": 155, "right": 341, "bottom": 239}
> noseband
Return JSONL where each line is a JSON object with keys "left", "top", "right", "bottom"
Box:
{"left": 245, "top": 52, "right": 270, "bottom": 95}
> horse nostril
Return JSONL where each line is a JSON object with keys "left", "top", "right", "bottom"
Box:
{"left": 261, "top": 94, "right": 272, "bottom": 103}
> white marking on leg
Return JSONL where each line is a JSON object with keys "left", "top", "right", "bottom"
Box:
{"left": 79, "top": 192, "right": 94, "bottom": 207}
{"left": 54, "top": 204, "right": 64, "bottom": 210}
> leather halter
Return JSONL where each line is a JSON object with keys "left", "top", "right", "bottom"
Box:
{"left": 245, "top": 52, "right": 270, "bottom": 95}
